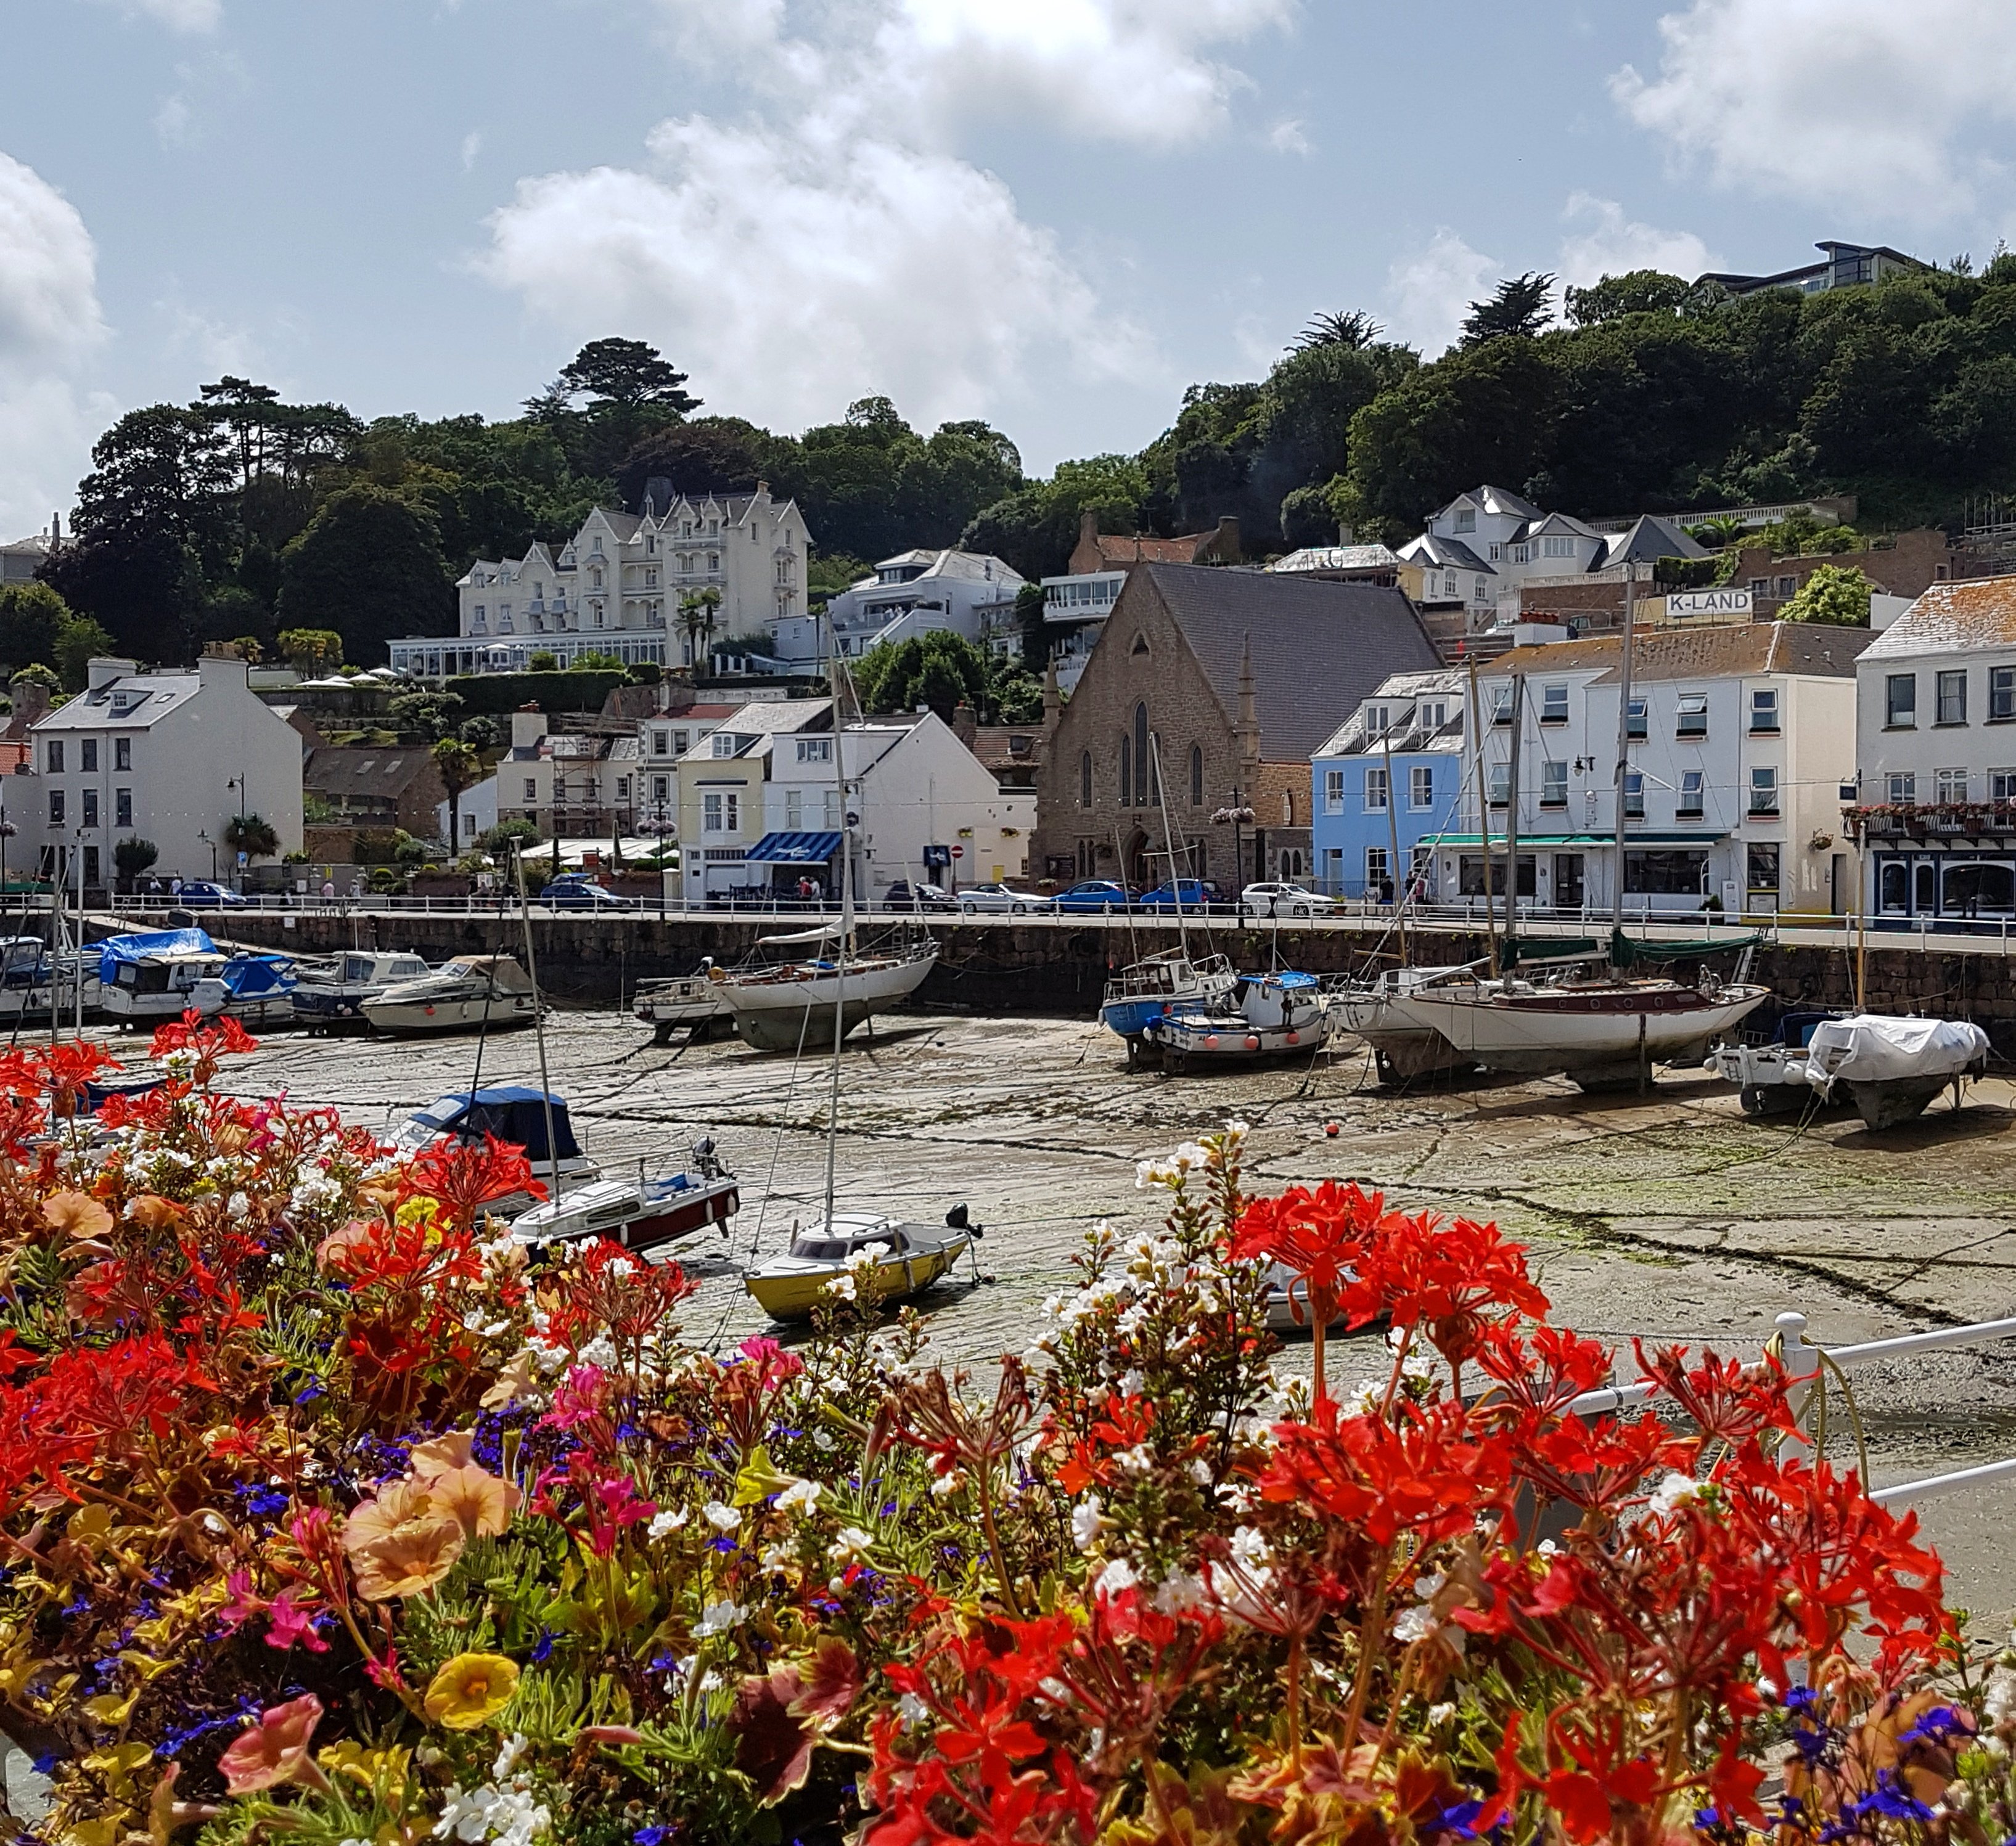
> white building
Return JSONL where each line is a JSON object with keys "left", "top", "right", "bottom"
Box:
{"left": 1398, "top": 485, "right": 1710, "bottom": 632}
{"left": 26, "top": 653, "right": 304, "bottom": 890}
{"left": 436, "top": 773, "right": 500, "bottom": 854}
{"left": 674, "top": 700, "right": 838, "bottom": 904}
{"left": 762, "top": 711, "right": 1035, "bottom": 898}
{"left": 389, "top": 488, "right": 813, "bottom": 677}
{"left": 1847, "top": 575, "right": 2016, "bottom": 924}
{"left": 774, "top": 549, "right": 1023, "bottom": 672}
{"left": 1039, "top": 570, "right": 1126, "bottom": 695}
{"left": 1453, "top": 623, "right": 1869, "bottom": 918}
{"left": 494, "top": 709, "right": 646, "bottom": 839}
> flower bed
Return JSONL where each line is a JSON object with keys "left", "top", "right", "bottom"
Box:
{"left": 0, "top": 1041, "right": 2007, "bottom": 1844}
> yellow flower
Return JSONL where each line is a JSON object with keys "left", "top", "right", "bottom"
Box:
{"left": 408, "top": 1431, "right": 475, "bottom": 1478}
{"left": 44, "top": 1190, "right": 113, "bottom": 1242}
{"left": 424, "top": 1652, "right": 520, "bottom": 1730}
{"left": 349, "top": 1519, "right": 465, "bottom": 1601}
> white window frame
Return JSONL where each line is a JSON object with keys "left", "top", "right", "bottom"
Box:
{"left": 1364, "top": 766, "right": 1389, "bottom": 812}
{"left": 1408, "top": 764, "right": 1434, "bottom": 811}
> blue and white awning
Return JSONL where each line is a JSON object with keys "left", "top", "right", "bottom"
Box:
{"left": 743, "top": 831, "right": 843, "bottom": 864}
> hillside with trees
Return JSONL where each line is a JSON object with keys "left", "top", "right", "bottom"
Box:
{"left": 36, "top": 254, "right": 2016, "bottom": 670}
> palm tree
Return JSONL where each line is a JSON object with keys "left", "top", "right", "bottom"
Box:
{"left": 432, "top": 738, "right": 482, "bottom": 857}
{"left": 678, "top": 587, "right": 724, "bottom": 670}
{"left": 223, "top": 814, "right": 281, "bottom": 864}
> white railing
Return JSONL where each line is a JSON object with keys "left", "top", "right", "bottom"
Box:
{"left": 1570, "top": 1309, "right": 2016, "bottom": 1508}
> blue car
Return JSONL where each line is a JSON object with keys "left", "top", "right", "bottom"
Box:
{"left": 174, "top": 881, "right": 247, "bottom": 908}
{"left": 1053, "top": 880, "right": 1131, "bottom": 913}
{"left": 1134, "top": 879, "right": 1220, "bottom": 913}
{"left": 538, "top": 879, "right": 636, "bottom": 910}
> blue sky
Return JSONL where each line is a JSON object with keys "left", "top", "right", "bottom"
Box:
{"left": 4, "top": 0, "right": 2015, "bottom": 537}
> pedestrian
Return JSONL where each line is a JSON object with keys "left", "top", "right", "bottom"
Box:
{"left": 1380, "top": 875, "right": 1395, "bottom": 905}
{"left": 321, "top": 879, "right": 335, "bottom": 912}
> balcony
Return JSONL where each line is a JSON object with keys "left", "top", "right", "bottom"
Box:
{"left": 1846, "top": 801, "right": 2016, "bottom": 840}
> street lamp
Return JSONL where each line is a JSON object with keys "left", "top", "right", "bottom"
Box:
{"left": 199, "top": 829, "right": 218, "bottom": 880}
{"left": 1211, "top": 796, "right": 1255, "bottom": 892}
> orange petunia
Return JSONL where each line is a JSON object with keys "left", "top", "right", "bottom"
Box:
{"left": 425, "top": 1463, "right": 521, "bottom": 1541}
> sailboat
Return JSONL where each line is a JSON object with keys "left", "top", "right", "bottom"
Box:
{"left": 742, "top": 636, "right": 973, "bottom": 1321}
{"left": 1334, "top": 605, "right": 1769, "bottom": 1091}
{"left": 708, "top": 927, "right": 936, "bottom": 1052}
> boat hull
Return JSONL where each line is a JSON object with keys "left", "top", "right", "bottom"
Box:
{"left": 1150, "top": 1016, "right": 1333, "bottom": 1073}
{"left": 1840, "top": 1076, "right": 1961, "bottom": 1132}
{"left": 364, "top": 994, "right": 539, "bottom": 1035}
{"left": 716, "top": 952, "right": 936, "bottom": 1053}
{"left": 1353, "top": 983, "right": 1769, "bottom": 1088}
{"left": 515, "top": 1177, "right": 740, "bottom": 1252}
{"left": 746, "top": 1234, "right": 967, "bottom": 1321}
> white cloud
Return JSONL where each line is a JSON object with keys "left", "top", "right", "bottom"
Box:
{"left": 0, "top": 153, "right": 111, "bottom": 538}
{"left": 1383, "top": 228, "right": 1496, "bottom": 356}
{"left": 155, "top": 92, "right": 193, "bottom": 146}
{"left": 461, "top": 129, "right": 484, "bottom": 173}
{"left": 88, "top": 0, "right": 221, "bottom": 31}
{"left": 1266, "top": 118, "right": 1310, "bottom": 157}
{"left": 1613, "top": 0, "right": 2016, "bottom": 219}
{"left": 481, "top": 118, "right": 1155, "bottom": 433}
{"left": 1556, "top": 194, "right": 1711, "bottom": 288}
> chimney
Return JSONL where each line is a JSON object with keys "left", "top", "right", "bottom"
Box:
{"left": 1337, "top": 521, "right": 1354, "bottom": 545}
{"left": 951, "top": 701, "right": 977, "bottom": 749}
{"left": 510, "top": 704, "right": 547, "bottom": 751}
{"left": 89, "top": 656, "right": 137, "bottom": 692}
{"left": 7, "top": 674, "right": 50, "bottom": 733}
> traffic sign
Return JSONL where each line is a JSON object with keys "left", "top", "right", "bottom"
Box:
{"left": 950, "top": 844, "right": 964, "bottom": 859}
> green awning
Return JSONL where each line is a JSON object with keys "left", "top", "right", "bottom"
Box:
{"left": 1608, "top": 928, "right": 1761, "bottom": 967}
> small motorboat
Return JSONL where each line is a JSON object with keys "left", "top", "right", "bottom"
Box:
{"left": 384, "top": 1085, "right": 600, "bottom": 1216}
{"left": 512, "top": 1138, "right": 739, "bottom": 1255}
{"left": 294, "top": 950, "right": 433, "bottom": 1029}
{"left": 1804, "top": 1015, "right": 1992, "bottom": 1130}
{"left": 744, "top": 1206, "right": 975, "bottom": 1322}
{"left": 1100, "top": 950, "right": 1237, "bottom": 1061}
{"left": 97, "top": 929, "right": 294, "bottom": 1027}
{"left": 364, "top": 955, "right": 539, "bottom": 1035}
{"left": 0, "top": 937, "right": 54, "bottom": 1019}
{"left": 1147, "top": 970, "right": 1334, "bottom": 1073}
{"left": 1705, "top": 1009, "right": 1846, "bottom": 1116}
{"left": 633, "top": 972, "right": 731, "bottom": 1043}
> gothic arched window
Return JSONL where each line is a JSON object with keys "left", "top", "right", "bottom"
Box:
{"left": 1081, "top": 749, "right": 1092, "bottom": 807}
{"left": 1118, "top": 735, "right": 1131, "bottom": 809}
{"left": 1133, "top": 703, "right": 1149, "bottom": 807}
{"left": 1189, "top": 743, "right": 1203, "bottom": 807}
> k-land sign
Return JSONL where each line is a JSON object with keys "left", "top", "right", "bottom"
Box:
{"left": 1665, "top": 588, "right": 1755, "bottom": 621}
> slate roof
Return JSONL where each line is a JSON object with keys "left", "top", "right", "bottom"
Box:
{"left": 1314, "top": 669, "right": 1469, "bottom": 759}
{"left": 1432, "top": 484, "right": 1545, "bottom": 523}
{"left": 304, "top": 746, "right": 438, "bottom": 798}
{"left": 1270, "top": 544, "right": 1401, "bottom": 574}
{"left": 1398, "top": 534, "right": 1493, "bottom": 573}
{"left": 1862, "top": 577, "right": 2016, "bottom": 660}
{"left": 35, "top": 670, "right": 202, "bottom": 731}
{"left": 1485, "top": 623, "right": 1872, "bottom": 684}
{"left": 1597, "top": 514, "right": 1711, "bottom": 568}
{"left": 1134, "top": 563, "right": 1441, "bottom": 762}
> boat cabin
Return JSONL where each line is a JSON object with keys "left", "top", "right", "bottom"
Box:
{"left": 403, "top": 1087, "right": 584, "bottom": 1165}
{"left": 787, "top": 1213, "right": 914, "bottom": 1260}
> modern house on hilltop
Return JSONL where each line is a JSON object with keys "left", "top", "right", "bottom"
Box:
{"left": 1698, "top": 240, "right": 1928, "bottom": 300}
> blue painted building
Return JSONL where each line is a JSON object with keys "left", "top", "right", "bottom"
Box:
{"left": 1309, "top": 671, "right": 1469, "bottom": 899}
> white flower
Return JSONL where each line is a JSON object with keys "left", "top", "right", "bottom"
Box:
{"left": 829, "top": 1525, "right": 875, "bottom": 1564}
{"left": 1986, "top": 1666, "right": 2016, "bottom": 1728}
{"left": 1391, "top": 1603, "right": 1438, "bottom": 1643}
{"left": 813, "top": 1429, "right": 835, "bottom": 1452}
{"left": 1427, "top": 1702, "right": 1456, "bottom": 1726}
{"left": 226, "top": 1190, "right": 250, "bottom": 1219}
{"left": 845, "top": 1242, "right": 890, "bottom": 1273}
{"left": 577, "top": 1334, "right": 619, "bottom": 1370}
{"left": 1649, "top": 1472, "right": 1700, "bottom": 1515}
{"left": 1071, "top": 1494, "right": 1107, "bottom": 1553}
{"left": 1223, "top": 1118, "right": 1249, "bottom": 1137}
{"left": 928, "top": 1467, "right": 962, "bottom": 1497}
{"left": 648, "top": 1507, "right": 689, "bottom": 1540}
{"left": 695, "top": 1599, "right": 747, "bottom": 1637}
{"left": 826, "top": 1272, "right": 858, "bottom": 1301}
{"left": 1414, "top": 1570, "right": 1447, "bottom": 1601}
{"left": 1153, "top": 1570, "right": 1206, "bottom": 1615}
{"left": 1230, "top": 1525, "right": 1272, "bottom": 1569}
{"left": 1114, "top": 1443, "right": 1154, "bottom": 1476}
{"left": 760, "top": 1542, "right": 793, "bottom": 1570}
{"left": 434, "top": 1784, "right": 496, "bottom": 1842}
{"left": 491, "top": 1734, "right": 529, "bottom": 1779}
{"left": 1189, "top": 1458, "right": 1213, "bottom": 1486}
{"left": 703, "top": 1500, "right": 742, "bottom": 1532}
{"left": 775, "top": 1478, "right": 821, "bottom": 1516}
{"left": 1120, "top": 1368, "right": 1144, "bottom": 1397}
{"left": 898, "top": 1693, "right": 930, "bottom": 1726}
{"left": 1094, "top": 1556, "right": 1137, "bottom": 1598}
{"left": 606, "top": 1256, "right": 637, "bottom": 1278}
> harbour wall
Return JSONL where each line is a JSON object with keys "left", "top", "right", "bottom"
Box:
{"left": 123, "top": 910, "right": 2016, "bottom": 1052}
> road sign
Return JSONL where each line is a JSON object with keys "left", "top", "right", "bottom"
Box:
{"left": 950, "top": 844, "right": 964, "bottom": 859}
{"left": 237, "top": 851, "right": 249, "bottom": 866}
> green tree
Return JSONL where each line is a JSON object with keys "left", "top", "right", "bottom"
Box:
{"left": 1014, "top": 581, "right": 1049, "bottom": 674}
{"left": 277, "top": 627, "right": 345, "bottom": 674}
{"left": 0, "top": 582, "right": 75, "bottom": 673}
{"left": 1562, "top": 271, "right": 1694, "bottom": 327}
{"left": 52, "top": 613, "right": 115, "bottom": 691}
{"left": 113, "top": 837, "right": 159, "bottom": 892}
{"left": 528, "top": 650, "right": 560, "bottom": 672}
{"left": 617, "top": 416, "right": 771, "bottom": 508}
{"left": 482, "top": 818, "right": 542, "bottom": 855}
{"left": 277, "top": 486, "right": 454, "bottom": 663}
{"left": 431, "top": 737, "right": 482, "bottom": 851}
{"left": 550, "top": 338, "right": 700, "bottom": 413}
{"left": 224, "top": 813, "right": 281, "bottom": 862}
{"left": 1780, "top": 563, "right": 1874, "bottom": 626}
{"left": 677, "top": 587, "right": 722, "bottom": 667}
{"left": 1293, "top": 310, "right": 1383, "bottom": 351}
{"left": 388, "top": 688, "right": 466, "bottom": 742}
{"left": 1461, "top": 274, "right": 1556, "bottom": 346}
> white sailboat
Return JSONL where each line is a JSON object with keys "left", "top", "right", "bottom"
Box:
{"left": 708, "top": 927, "right": 936, "bottom": 1053}
{"left": 364, "top": 955, "right": 539, "bottom": 1035}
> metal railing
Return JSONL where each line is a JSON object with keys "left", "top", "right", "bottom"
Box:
{"left": 1569, "top": 1309, "right": 2016, "bottom": 1509}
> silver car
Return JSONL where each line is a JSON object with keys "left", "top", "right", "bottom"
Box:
{"left": 1241, "top": 881, "right": 1337, "bottom": 918}
{"left": 956, "top": 882, "right": 1057, "bottom": 915}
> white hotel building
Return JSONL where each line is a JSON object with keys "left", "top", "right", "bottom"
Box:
{"left": 387, "top": 489, "right": 813, "bottom": 679}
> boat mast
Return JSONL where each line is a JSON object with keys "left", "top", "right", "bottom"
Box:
{"left": 511, "top": 841, "right": 564, "bottom": 1203}
{"left": 1148, "top": 733, "right": 1190, "bottom": 963}
{"left": 1502, "top": 674, "right": 1525, "bottom": 960}
{"left": 1465, "top": 658, "right": 1498, "bottom": 978}
{"left": 1609, "top": 560, "right": 1639, "bottom": 955}
{"left": 823, "top": 613, "right": 850, "bottom": 1228}
{"left": 1380, "top": 717, "right": 1406, "bottom": 966}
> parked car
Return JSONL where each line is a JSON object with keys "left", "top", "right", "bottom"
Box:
{"left": 1241, "top": 881, "right": 1337, "bottom": 918}
{"left": 882, "top": 881, "right": 957, "bottom": 912}
{"left": 173, "top": 881, "right": 247, "bottom": 908}
{"left": 538, "top": 879, "right": 636, "bottom": 910}
{"left": 957, "top": 882, "right": 1057, "bottom": 915}
{"left": 1052, "top": 880, "right": 1133, "bottom": 913}
{"left": 1135, "top": 879, "right": 1221, "bottom": 913}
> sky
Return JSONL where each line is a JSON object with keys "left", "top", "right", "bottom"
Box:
{"left": 6, "top": 0, "right": 2016, "bottom": 539}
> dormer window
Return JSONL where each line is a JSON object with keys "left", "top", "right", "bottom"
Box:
{"left": 1541, "top": 535, "right": 1577, "bottom": 558}
{"left": 592, "top": 536, "right": 604, "bottom": 555}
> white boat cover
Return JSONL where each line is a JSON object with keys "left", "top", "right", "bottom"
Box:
{"left": 1805, "top": 1015, "right": 1990, "bottom": 1088}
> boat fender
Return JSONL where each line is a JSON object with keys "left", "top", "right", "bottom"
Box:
{"left": 1285, "top": 1030, "right": 1299, "bottom": 1045}
{"left": 1324, "top": 1121, "right": 1340, "bottom": 1137}
{"left": 1245, "top": 1035, "right": 1260, "bottom": 1051}
{"left": 1205, "top": 1034, "right": 1219, "bottom": 1049}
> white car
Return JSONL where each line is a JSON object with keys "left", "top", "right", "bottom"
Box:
{"left": 1241, "top": 881, "right": 1337, "bottom": 919}
{"left": 956, "top": 883, "right": 1057, "bottom": 915}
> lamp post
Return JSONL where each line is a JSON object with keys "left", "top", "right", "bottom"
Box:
{"left": 1211, "top": 796, "right": 1255, "bottom": 899}
{"left": 200, "top": 830, "right": 218, "bottom": 881}
{"left": 226, "top": 775, "right": 247, "bottom": 891}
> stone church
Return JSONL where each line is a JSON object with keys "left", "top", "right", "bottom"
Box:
{"left": 1032, "top": 562, "right": 1438, "bottom": 890}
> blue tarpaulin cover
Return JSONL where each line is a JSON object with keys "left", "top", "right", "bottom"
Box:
{"left": 221, "top": 954, "right": 296, "bottom": 998}
{"left": 96, "top": 928, "right": 217, "bottom": 981}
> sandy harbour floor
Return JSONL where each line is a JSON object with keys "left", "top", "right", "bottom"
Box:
{"left": 187, "top": 1003, "right": 2016, "bottom": 1620}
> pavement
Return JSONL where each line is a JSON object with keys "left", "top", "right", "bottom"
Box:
{"left": 181, "top": 1003, "right": 2016, "bottom": 1621}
